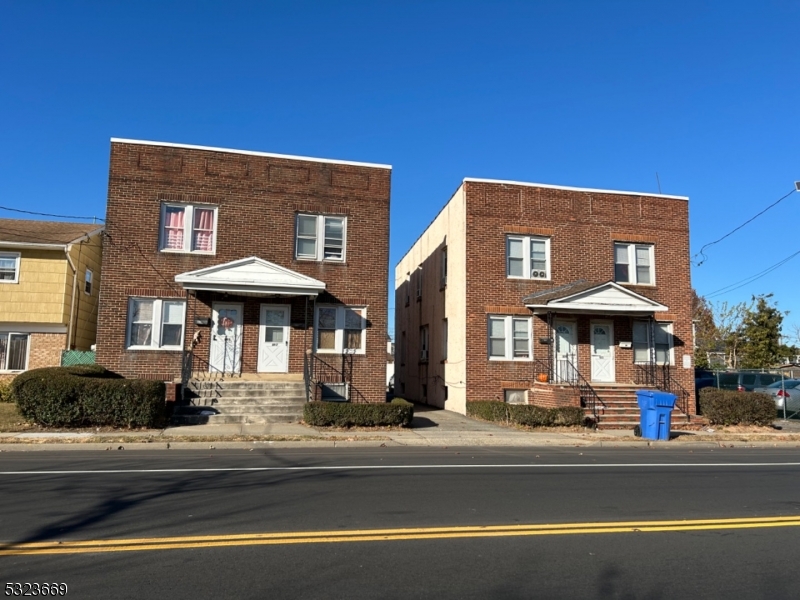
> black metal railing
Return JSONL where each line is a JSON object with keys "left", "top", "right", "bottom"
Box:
{"left": 533, "top": 357, "right": 604, "bottom": 424}
{"left": 303, "top": 351, "right": 368, "bottom": 403}
{"left": 634, "top": 363, "right": 691, "bottom": 418}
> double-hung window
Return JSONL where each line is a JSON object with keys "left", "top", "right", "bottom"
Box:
{"left": 0, "top": 332, "right": 29, "bottom": 371}
{"left": 0, "top": 252, "right": 20, "bottom": 283}
{"left": 632, "top": 321, "right": 673, "bottom": 365}
{"left": 315, "top": 305, "right": 366, "bottom": 353}
{"left": 614, "top": 243, "right": 654, "bottom": 285}
{"left": 488, "top": 316, "right": 532, "bottom": 361}
{"left": 295, "top": 214, "right": 346, "bottom": 261}
{"left": 126, "top": 298, "right": 186, "bottom": 350}
{"left": 160, "top": 203, "right": 217, "bottom": 253}
{"left": 84, "top": 269, "right": 93, "bottom": 295}
{"left": 506, "top": 236, "right": 550, "bottom": 280}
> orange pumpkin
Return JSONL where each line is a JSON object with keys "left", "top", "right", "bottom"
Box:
{"left": 537, "top": 373, "right": 549, "bottom": 383}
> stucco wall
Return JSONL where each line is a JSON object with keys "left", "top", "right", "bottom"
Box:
{"left": 395, "top": 185, "right": 467, "bottom": 413}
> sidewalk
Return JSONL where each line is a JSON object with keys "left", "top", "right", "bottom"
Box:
{"left": 1, "top": 403, "right": 799, "bottom": 450}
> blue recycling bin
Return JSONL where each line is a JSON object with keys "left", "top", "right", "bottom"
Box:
{"left": 636, "top": 390, "right": 676, "bottom": 441}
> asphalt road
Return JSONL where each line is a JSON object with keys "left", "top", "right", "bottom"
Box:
{"left": 2, "top": 447, "right": 800, "bottom": 599}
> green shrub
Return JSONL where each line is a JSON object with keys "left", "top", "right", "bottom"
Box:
{"left": 0, "top": 379, "right": 13, "bottom": 403}
{"left": 304, "top": 398, "right": 414, "bottom": 427}
{"left": 467, "top": 401, "right": 585, "bottom": 427}
{"left": 12, "top": 366, "right": 167, "bottom": 428}
{"left": 698, "top": 388, "right": 776, "bottom": 426}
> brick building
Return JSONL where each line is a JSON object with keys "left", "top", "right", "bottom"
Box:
{"left": 394, "top": 178, "right": 695, "bottom": 427}
{"left": 97, "top": 139, "right": 390, "bottom": 417}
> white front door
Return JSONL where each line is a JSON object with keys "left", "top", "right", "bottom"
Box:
{"left": 258, "top": 304, "right": 290, "bottom": 373}
{"left": 210, "top": 303, "right": 243, "bottom": 373}
{"left": 554, "top": 320, "right": 577, "bottom": 382}
{"left": 590, "top": 321, "right": 615, "bottom": 382}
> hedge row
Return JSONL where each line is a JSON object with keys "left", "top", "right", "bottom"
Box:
{"left": 304, "top": 398, "right": 414, "bottom": 427}
{"left": 698, "top": 388, "right": 776, "bottom": 426}
{"left": 12, "top": 366, "right": 167, "bottom": 428}
{"left": 468, "top": 401, "right": 585, "bottom": 427}
{"left": 0, "top": 379, "right": 13, "bottom": 403}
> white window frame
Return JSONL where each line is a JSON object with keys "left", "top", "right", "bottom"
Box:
{"left": 632, "top": 320, "right": 674, "bottom": 365}
{"left": 295, "top": 214, "right": 347, "bottom": 262}
{"left": 0, "top": 331, "right": 30, "bottom": 371}
{"left": 84, "top": 269, "right": 93, "bottom": 295}
{"left": 420, "top": 325, "right": 429, "bottom": 361}
{"left": 614, "top": 243, "right": 655, "bottom": 286}
{"left": 488, "top": 315, "right": 533, "bottom": 361}
{"left": 159, "top": 203, "right": 218, "bottom": 254}
{"left": 506, "top": 235, "right": 551, "bottom": 280}
{"left": 126, "top": 298, "right": 186, "bottom": 351}
{"left": 313, "top": 305, "right": 366, "bottom": 354}
{"left": 0, "top": 252, "right": 21, "bottom": 284}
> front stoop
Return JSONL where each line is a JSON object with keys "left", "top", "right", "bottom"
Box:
{"left": 585, "top": 384, "right": 705, "bottom": 431}
{"left": 172, "top": 379, "right": 307, "bottom": 425}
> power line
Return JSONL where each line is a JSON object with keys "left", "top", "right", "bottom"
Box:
{"left": 704, "top": 248, "right": 800, "bottom": 299}
{"left": 0, "top": 204, "right": 104, "bottom": 222}
{"left": 694, "top": 188, "right": 796, "bottom": 266}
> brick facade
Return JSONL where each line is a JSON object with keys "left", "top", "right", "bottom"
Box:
{"left": 97, "top": 140, "right": 390, "bottom": 403}
{"left": 396, "top": 178, "right": 696, "bottom": 415}
{"left": 28, "top": 332, "right": 67, "bottom": 370}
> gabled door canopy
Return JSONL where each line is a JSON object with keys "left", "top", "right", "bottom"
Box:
{"left": 524, "top": 281, "right": 668, "bottom": 315}
{"left": 175, "top": 256, "right": 326, "bottom": 297}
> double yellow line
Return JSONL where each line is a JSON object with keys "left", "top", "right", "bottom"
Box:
{"left": 3, "top": 516, "right": 800, "bottom": 556}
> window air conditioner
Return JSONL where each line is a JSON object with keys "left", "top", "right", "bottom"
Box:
{"left": 531, "top": 270, "right": 546, "bottom": 279}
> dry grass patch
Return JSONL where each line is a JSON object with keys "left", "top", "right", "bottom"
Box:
{"left": 0, "top": 403, "right": 35, "bottom": 433}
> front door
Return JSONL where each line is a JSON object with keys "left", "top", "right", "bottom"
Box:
{"left": 258, "top": 304, "right": 290, "bottom": 373}
{"left": 590, "top": 321, "right": 615, "bottom": 382}
{"left": 210, "top": 303, "right": 243, "bottom": 373}
{"left": 554, "top": 320, "right": 577, "bottom": 382}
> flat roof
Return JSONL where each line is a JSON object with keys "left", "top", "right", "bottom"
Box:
{"left": 463, "top": 177, "right": 688, "bottom": 200}
{"left": 110, "top": 138, "right": 392, "bottom": 170}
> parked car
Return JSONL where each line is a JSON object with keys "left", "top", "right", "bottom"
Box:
{"left": 715, "top": 371, "right": 784, "bottom": 392}
{"left": 695, "top": 369, "right": 716, "bottom": 395}
{"left": 753, "top": 379, "right": 800, "bottom": 412}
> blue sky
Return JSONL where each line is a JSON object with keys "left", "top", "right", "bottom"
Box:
{"left": 1, "top": 1, "right": 798, "bottom": 340}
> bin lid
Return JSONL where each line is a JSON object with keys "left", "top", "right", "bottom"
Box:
{"left": 651, "top": 390, "right": 676, "bottom": 408}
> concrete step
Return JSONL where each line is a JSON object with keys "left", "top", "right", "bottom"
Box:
{"left": 189, "top": 389, "right": 306, "bottom": 399}
{"left": 190, "top": 397, "right": 306, "bottom": 407}
{"left": 188, "top": 381, "right": 305, "bottom": 391}
{"left": 178, "top": 405, "right": 304, "bottom": 416}
{"left": 171, "top": 413, "right": 300, "bottom": 425}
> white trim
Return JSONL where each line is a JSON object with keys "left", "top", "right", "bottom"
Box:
{"left": 84, "top": 269, "right": 93, "bottom": 295}
{"left": 463, "top": 177, "right": 688, "bottom": 200}
{"left": 110, "top": 138, "right": 392, "bottom": 170}
{"left": 614, "top": 242, "right": 655, "bottom": 286}
{"left": 314, "top": 305, "right": 367, "bottom": 355}
{"left": 0, "top": 323, "right": 68, "bottom": 334}
{"left": 175, "top": 256, "right": 325, "bottom": 296}
{"left": 294, "top": 214, "right": 347, "bottom": 263}
{"left": 506, "top": 235, "right": 551, "bottom": 281}
{"left": 258, "top": 304, "right": 291, "bottom": 373}
{"left": 487, "top": 315, "right": 532, "bottom": 362}
{"left": 66, "top": 227, "right": 104, "bottom": 245}
{"left": 590, "top": 320, "right": 615, "bottom": 383}
{"left": 0, "top": 331, "right": 31, "bottom": 372}
{"left": 126, "top": 298, "right": 186, "bottom": 351}
{"left": 159, "top": 202, "right": 218, "bottom": 255}
{"left": 526, "top": 282, "right": 668, "bottom": 314}
{"left": 0, "top": 251, "right": 21, "bottom": 284}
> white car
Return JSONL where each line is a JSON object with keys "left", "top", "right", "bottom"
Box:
{"left": 755, "top": 379, "right": 800, "bottom": 412}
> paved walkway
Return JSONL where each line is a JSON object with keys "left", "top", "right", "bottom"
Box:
{"left": 1, "top": 403, "right": 799, "bottom": 450}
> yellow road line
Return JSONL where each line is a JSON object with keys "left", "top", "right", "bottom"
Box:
{"left": 2, "top": 516, "right": 799, "bottom": 556}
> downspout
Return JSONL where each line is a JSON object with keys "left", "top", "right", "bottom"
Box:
{"left": 65, "top": 244, "right": 78, "bottom": 351}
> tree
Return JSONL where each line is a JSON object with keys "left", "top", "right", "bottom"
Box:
{"left": 737, "top": 294, "right": 787, "bottom": 369}
{"left": 692, "top": 290, "right": 718, "bottom": 369}
{"left": 714, "top": 300, "right": 747, "bottom": 369}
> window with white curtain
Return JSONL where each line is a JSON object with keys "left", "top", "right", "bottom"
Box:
{"left": 296, "top": 215, "right": 346, "bottom": 261}
{"left": 160, "top": 203, "right": 217, "bottom": 253}
{"left": 126, "top": 298, "right": 186, "bottom": 350}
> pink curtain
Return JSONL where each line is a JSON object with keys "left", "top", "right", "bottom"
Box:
{"left": 193, "top": 209, "right": 214, "bottom": 251}
{"left": 164, "top": 207, "right": 185, "bottom": 249}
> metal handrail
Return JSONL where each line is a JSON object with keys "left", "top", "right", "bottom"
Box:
{"left": 533, "top": 357, "right": 603, "bottom": 424}
{"left": 303, "top": 351, "right": 368, "bottom": 403}
{"left": 634, "top": 363, "right": 691, "bottom": 418}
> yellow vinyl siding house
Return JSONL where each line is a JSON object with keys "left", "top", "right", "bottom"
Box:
{"left": 0, "top": 219, "right": 103, "bottom": 375}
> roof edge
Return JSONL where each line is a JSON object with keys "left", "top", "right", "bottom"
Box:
{"left": 463, "top": 177, "right": 688, "bottom": 201}
{"left": 110, "top": 138, "right": 392, "bottom": 170}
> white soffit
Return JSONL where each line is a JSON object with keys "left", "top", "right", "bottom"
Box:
{"left": 175, "top": 257, "right": 326, "bottom": 296}
{"left": 526, "top": 282, "right": 668, "bottom": 313}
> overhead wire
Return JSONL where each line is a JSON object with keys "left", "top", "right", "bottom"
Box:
{"left": 694, "top": 188, "right": 796, "bottom": 265}
{"left": 0, "top": 204, "right": 104, "bottom": 222}
{"left": 704, "top": 248, "right": 800, "bottom": 299}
